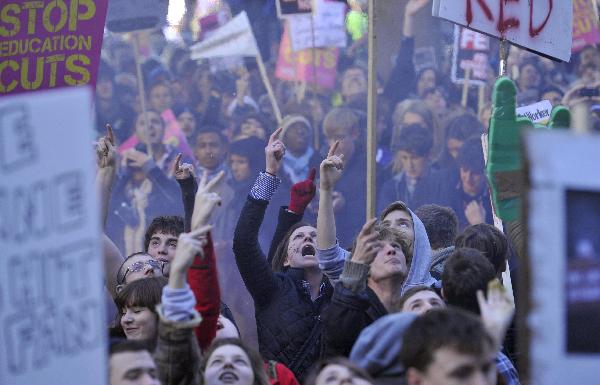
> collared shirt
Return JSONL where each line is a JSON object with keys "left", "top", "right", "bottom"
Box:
{"left": 495, "top": 352, "right": 520, "bottom": 385}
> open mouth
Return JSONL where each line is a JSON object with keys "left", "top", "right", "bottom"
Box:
{"left": 219, "top": 371, "right": 239, "bottom": 382}
{"left": 301, "top": 244, "right": 316, "bottom": 256}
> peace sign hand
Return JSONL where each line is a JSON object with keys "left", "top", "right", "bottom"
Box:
{"left": 319, "top": 141, "right": 344, "bottom": 191}
{"left": 191, "top": 170, "right": 224, "bottom": 230}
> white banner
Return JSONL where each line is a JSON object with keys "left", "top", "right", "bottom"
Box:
{"left": 191, "top": 11, "right": 259, "bottom": 59}
{"left": 288, "top": 0, "right": 347, "bottom": 52}
{"left": 0, "top": 87, "right": 106, "bottom": 385}
{"left": 432, "top": 0, "right": 572, "bottom": 62}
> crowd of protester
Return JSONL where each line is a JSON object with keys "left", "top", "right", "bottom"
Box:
{"left": 96, "top": 0, "right": 600, "bottom": 384}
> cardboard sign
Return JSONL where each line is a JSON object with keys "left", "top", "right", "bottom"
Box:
{"left": 276, "top": 0, "right": 313, "bottom": 18}
{"left": 432, "top": 0, "right": 572, "bottom": 62}
{"left": 525, "top": 130, "right": 600, "bottom": 385}
{"left": 0, "top": 87, "right": 106, "bottom": 385}
{"left": 0, "top": 0, "right": 108, "bottom": 95}
{"left": 516, "top": 100, "right": 553, "bottom": 125}
{"left": 275, "top": 25, "right": 339, "bottom": 89}
{"left": 106, "top": 0, "right": 168, "bottom": 32}
{"left": 572, "top": 0, "right": 600, "bottom": 52}
{"left": 287, "top": 0, "right": 347, "bottom": 52}
{"left": 451, "top": 25, "right": 491, "bottom": 86}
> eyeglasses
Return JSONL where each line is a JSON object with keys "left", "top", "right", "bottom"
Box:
{"left": 121, "top": 259, "right": 166, "bottom": 284}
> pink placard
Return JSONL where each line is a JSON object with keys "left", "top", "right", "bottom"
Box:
{"left": 0, "top": 0, "right": 108, "bottom": 95}
{"left": 275, "top": 26, "right": 339, "bottom": 89}
{"left": 572, "top": 0, "right": 600, "bottom": 52}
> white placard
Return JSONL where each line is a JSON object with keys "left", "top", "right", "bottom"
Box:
{"left": 516, "top": 100, "right": 553, "bottom": 124}
{"left": 432, "top": 0, "right": 572, "bottom": 62}
{"left": 287, "top": 0, "right": 347, "bottom": 52}
{"left": 526, "top": 130, "right": 600, "bottom": 385}
{"left": 0, "top": 88, "right": 106, "bottom": 385}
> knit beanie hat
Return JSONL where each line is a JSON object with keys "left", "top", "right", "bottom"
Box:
{"left": 350, "top": 312, "right": 417, "bottom": 383}
{"left": 280, "top": 114, "right": 312, "bottom": 142}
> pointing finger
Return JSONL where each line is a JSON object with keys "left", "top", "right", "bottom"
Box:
{"left": 173, "top": 153, "right": 182, "bottom": 172}
{"left": 106, "top": 124, "right": 115, "bottom": 145}
{"left": 307, "top": 168, "right": 316, "bottom": 182}
{"left": 269, "top": 127, "right": 283, "bottom": 144}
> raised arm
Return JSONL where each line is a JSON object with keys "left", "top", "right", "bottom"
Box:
{"left": 316, "top": 141, "right": 350, "bottom": 280}
{"left": 322, "top": 219, "right": 384, "bottom": 357}
{"left": 233, "top": 128, "right": 286, "bottom": 306}
{"left": 383, "top": 0, "right": 429, "bottom": 104}
{"left": 187, "top": 171, "right": 224, "bottom": 351}
{"left": 96, "top": 124, "right": 117, "bottom": 228}
{"left": 155, "top": 224, "right": 210, "bottom": 385}
{"left": 267, "top": 169, "right": 317, "bottom": 264}
{"left": 173, "top": 153, "right": 198, "bottom": 232}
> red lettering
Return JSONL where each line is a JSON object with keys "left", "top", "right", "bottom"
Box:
{"left": 466, "top": 0, "right": 493, "bottom": 25}
{"left": 529, "top": 0, "right": 552, "bottom": 37}
{"left": 498, "top": 0, "right": 520, "bottom": 34}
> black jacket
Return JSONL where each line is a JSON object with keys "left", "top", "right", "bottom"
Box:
{"left": 322, "top": 261, "right": 388, "bottom": 357}
{"left": 233, "top": 196, "right": 332, "bottom": 380}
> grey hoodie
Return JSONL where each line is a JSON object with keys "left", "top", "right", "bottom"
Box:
{"left": 316, "top": 205, "right": 436, "bottom": 294}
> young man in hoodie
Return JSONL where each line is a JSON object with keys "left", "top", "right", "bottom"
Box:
{"left": 322, "top": 219, "right": 411, "bottom": 357}
{"left": 316, "top": 142, "right": 436, "bottom": 290}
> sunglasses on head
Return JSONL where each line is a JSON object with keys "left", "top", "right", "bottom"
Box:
{"left": 121, "top": 259, "right": 166, "bottom": 284}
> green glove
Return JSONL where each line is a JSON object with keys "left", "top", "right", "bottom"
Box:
{"left": 486, "top": 77, "right": 571, "bottom": 221}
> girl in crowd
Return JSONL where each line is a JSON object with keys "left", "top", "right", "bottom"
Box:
{"left": 304, "top": 357, "right": 375, "bottom": 385}
{"left": 233, "top": 128, "right": 330, "bottom": 380}
{"left": 201, "top": 338, "right": 270, "bottom": 385}
{"left": 114, "top": 276, "right": 167, "bottom": 343}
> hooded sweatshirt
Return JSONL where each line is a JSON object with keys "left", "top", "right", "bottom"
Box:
{"left": 316, "top": 203, "right": 437, "bottom": 294}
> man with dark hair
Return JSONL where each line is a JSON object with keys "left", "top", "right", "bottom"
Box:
{"left": 450, "top": 136, "right": 493, "bottom": 230}
{"left": 441, "top": 248, "right": 520, "bottom": 385}
{"left": 400, "top": 308, "right": 497, "bottom": 385}
{"left": 441, "top": 248, "right": 496, "bottom": 314}
{"left": 192, "top": 126, "right": 230, "bottom": 181}
{"left": 455, "top": 224, "right": 508, "bottom": 279}
{"left": 415, "top": 204, "right": 459, "bottom": 280}
{"left": 379, "top": 124, "right": 446, "bottom": 212}
{"left": 109, "top": 340, "right": 159, "bottom": 385}
{"left": 144, "top": 215, "right": 184, "bottom": 266}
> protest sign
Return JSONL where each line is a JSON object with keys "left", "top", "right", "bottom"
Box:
{"left": 106, "top": 0, "right": 168, "bottom": 32}
{"left": 0, "top": 87, "right": 106, "bottom": 385}
{"left": 287, "top": 0, "right": 347, "bottom": 52}
{"left": 0, "top": 0, "right": 108, "bottom": 95}
{"left": 276, "top": 0, "right": 313, "bottom": 18}
{"left": 432, "top": 0, "right": 572, "bottom": 62}
{"left": 451, "top": 25, "right": 491, "bottom": 86}
{"left": 516, "top": 100, "right": 553, "bottom": 125}
{"left": 190, "top": 11, "right": 260, "bottom": 59}
{"left": 525, "top": 130, "right": 600, "bottom": 385}
{"left": 572, "top": 0, "right": 600, "bottom": 53}
{"left": 275, "top": 26, "right": 339, "bottom": 89}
